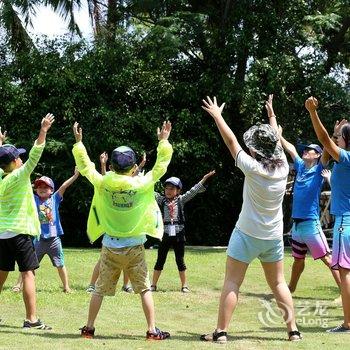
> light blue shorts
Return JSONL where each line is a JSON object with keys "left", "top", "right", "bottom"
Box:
{"left": 332, "top": 215, "right": 350, "bottom": 270}
{"left": 227, "top": 227, "right": 284, "bottom": 264}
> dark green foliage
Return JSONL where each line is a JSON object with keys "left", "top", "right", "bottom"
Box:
{"left": 0, "top": 1, "right": 349, "bottom": 246}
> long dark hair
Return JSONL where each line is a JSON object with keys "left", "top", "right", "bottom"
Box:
{"left": 341, "top": 123, "right": 350, "bottom": 149}
{"left": 255, "top": 154, "right": 285, "bottom": 172}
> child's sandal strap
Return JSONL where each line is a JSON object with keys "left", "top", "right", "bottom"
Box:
{"left": 213, "top": 330, "right": 227, "bottom": 341}
{"left": 288, "top": 330, "right": 302, "bottom": 341}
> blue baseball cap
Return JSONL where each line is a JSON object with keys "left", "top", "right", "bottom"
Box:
{"left": 300, "top": 143, "right": 323, "bottom": 155}
{"left": 111, "top": 146, "right": 136, "bottom": 171}
{"left": 34, "top": 176, "right": 55, "bottom": 190}
{"left": 0, "top": 144, "right": 26, "bottom": 166}
{"left": 164, "top": 177, "right": 182, "bottom": 189}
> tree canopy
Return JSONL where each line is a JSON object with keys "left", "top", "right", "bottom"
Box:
{"left": 0, "top": 1, "right": 349, "bottom": 246}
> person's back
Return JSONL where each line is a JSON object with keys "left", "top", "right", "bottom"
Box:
{"left": 92, "top": 170, "right": 163, "bottom": 237}
{"left": 73, "top": 133, "right": 172, "bottom": 242}
{"left": 73, "top": 121, "right": 173, "bottom": 340}
{"left": 236, "top": 150, "right": 289, "bottom": 240}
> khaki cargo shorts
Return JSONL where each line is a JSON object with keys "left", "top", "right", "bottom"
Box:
{"left": 95, "top": 245, "right": 151, "bottom": 296}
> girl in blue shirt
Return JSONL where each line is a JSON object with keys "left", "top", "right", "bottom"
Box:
{"left": 306, "top": 96, "right": 350, "bottom": 333}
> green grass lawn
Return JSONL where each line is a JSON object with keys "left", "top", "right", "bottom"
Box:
{"left": 0, "top": 247, "right": 348, "bottom": 349}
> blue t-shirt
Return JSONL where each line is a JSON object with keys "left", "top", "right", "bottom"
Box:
{"left": 292, "top": 156, "right": 324, "bottom": 219}
{"left": 34, "top": 192, "right": 64, "bottom": 239}
{"left": 330, "top": 149, "right": 350, "bottom": 216}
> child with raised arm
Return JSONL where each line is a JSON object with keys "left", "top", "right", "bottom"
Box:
{"left": 33, "top": 169, "right": 79, "bottom": 293}
{"left": 266, "top": 95, "right": 341, "bottom": 295}
{"left": 0, "top": 114, "right": 54, "bottom": 330}
{"left": 73, "top": 121, "right": 173, "bottom": 340}
{"left": 86, "top": 151, "right": 142, "bottom": 294}
{"left": 12, "top": 168, "right": 80, "bottom": 294}
{"left": 306, "top": 96, "right": 350, "bottom": 333}
{"left": 151, "top": 171, "right": 215, "bottom": 293}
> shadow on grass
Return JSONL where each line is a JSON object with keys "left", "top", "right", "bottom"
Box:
{"left": 175, "top": 330, "right": 286, "bottom": 342}
{"left": 0, "top": 329, "right": 145, "bottom": 340}
{"left": 240, "top": 291, "right": 275, "bottom": 300}
{"left": 242, "top": 290, "right": 338, "bottom": 302}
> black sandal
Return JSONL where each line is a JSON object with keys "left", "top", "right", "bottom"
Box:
{"left": 200, "top": 330, "right": 227, "bottom": 343}
{"left": 288, "top": 330, "right": 302, "bottom": 341}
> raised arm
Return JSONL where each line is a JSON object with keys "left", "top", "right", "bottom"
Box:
{"left": 0, "top": 127, "right": 7, "bottom": 146}
{"left": 199, "top": 170, "right": 216, "bottom": 185}
{"left": 72, "top": 122, "right": 103, "bottom": 186}
{"left": 265, "top": 94, "right": 278, "bottom": 132}
{"left": 279, "top": 126, "right": 298, "bottom": 161}
{"left": 20, "top": 114, "right": 55, "bottom": 177}
{"left": 37, "top": 113, "right": 55, "bottom": 145}
{"left": 100, "top": 152, "right": 108, "bottom": 175}
{"left": 305, "top": 97, "right": 341, "bottom": 162}
{"left": 57, "top": 167, "right": 80, "bottom": 197}
{"left": 132, "top": 152, "right": 146, "bottom": 177}
{"left": 202, "top": 96, "right": 241, "bottom": 159}
{"left": 143, "top": 122, "right": 173, "bottom": 184}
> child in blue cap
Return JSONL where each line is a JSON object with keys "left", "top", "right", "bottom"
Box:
{"left": 151, "top": 170, "right": 215, "bottom": 293}
{"left": 0, "top": 115, "right": 54, "bottom": 330}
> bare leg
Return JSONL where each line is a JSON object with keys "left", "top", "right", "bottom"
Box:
{"left": 261, "top": 260, "right": 298, "bottom": 336}
{"left": 0, "top": 270, "right": 9, "bottom": 292}
{"left": 152, "top": 270, "right": 162, "bottom": 287}
{"left": 87, "top": 294, "right": 103, "bottom": 328}
{"left": 288, "top": 258, "right": 305, "bottom": 293}
{"left": 57, "top": 266, "right": 70, "bottom": 293}
{"left": 320, "top": 254, "right": 341, "bottom": 288}
{"left": 140, "top": 290, "right": 156, "bottom": 332}
{"left": 89, "top": 260, "right": 100, "bottom": 286}
{"left": 21, "top": 270, "right": 37, "bottom": 322}
{"left": 216, "top": 257, "right": 249, "bottom": 331}
{"left": 339, "top": 267, "right": 350, "bottom": 328}
{"left": 179, "top": 270, "right": 187, "bottom": 288}
{"left": 123, "top": 271, "right": 130, "bottom": 287}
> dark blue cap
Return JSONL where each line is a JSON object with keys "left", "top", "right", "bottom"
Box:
{"left": 300, "top": 143, "right": 323, "bottom": 155}
{"left": 0, "top": 144, "right": 26, "bottom": 166}
{"left": 111, "top": 146, "right": 136, "bottom": 171}
{"left": 164, "top": 177, "right": 182, "bottom": 189}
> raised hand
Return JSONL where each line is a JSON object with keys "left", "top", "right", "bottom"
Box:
{"left": 41, "top": 113, "right": 55, "bottom": 132}
{"left": 157, "top": 121, "right": 172, "bottom": 141}
{"left": 0, "top": 127, "right": 7, "bottom": 145}
{"left": 333, "top": 119, "right": 348, "bottom": 138}
{"left": 74, "top": 166, "right": 80, "bottom": 177}
{"left": 305, "top": 96, "right": 318, "bottom": 113}
{"left": 278, "top": 125, "right": 283, "bottom": 137}
{"left": 100, "top": 152, "right": 108, "bottom": 165}
{"left": 139, "top": 152, "right": 146, "bottom": 168}
{"left": 321, "top": 169, "right": 331, "bottom": 184}
{"left": 201, "top": 170, "right": 216, "bottom": 183}
{"left": 202, "top": 96, "right": 225, "bottom": 119}
{"left": 73, "top": 122, "right": 82, "bottom": 143}
{"left": 265, "top": 94, "right": 275, "bottom": 118}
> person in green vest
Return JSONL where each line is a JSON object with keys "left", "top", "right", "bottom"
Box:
{"left": 73, "top": 121, "right": 173, "bottom": 340}
{"left": 0, "top": 115, "right": 54, "bottom": 330}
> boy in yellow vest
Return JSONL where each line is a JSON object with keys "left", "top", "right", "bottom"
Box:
{"left": 72, "top": 121, "right": 172, "bottom": 340}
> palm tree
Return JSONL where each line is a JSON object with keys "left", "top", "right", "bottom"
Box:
{"left": 0, "top": 0, "right": 36, "bottom": 53}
